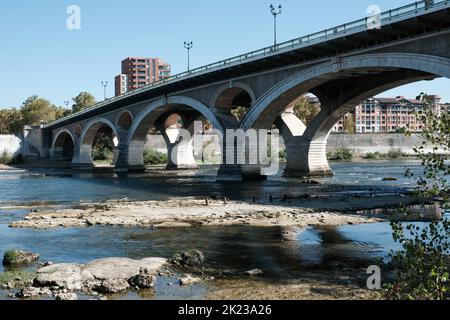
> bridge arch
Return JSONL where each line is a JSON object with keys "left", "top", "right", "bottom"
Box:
{"left": 126, "top": 96, "right": 224, "bottom": 170}
{"left": 239, "top": 53, "right": 450, "bottom": 177}
{"left": 240, "top": 53, "right": 450, "bottom": 131}
{"left": 211, "top": 82, "right": 256, "bottom": 109}
{"left": 74, "top": 118, "right": 120, "bottom": 167}
{"left": 116, "top": 111, "right": 133, "bottom": 131}
{"left": 51, "top": 129, "right": 76, "bottom": 161}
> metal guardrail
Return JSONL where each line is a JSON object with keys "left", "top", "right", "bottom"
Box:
{"left": 44, "top": 0, "right": 449, "bottom": 128}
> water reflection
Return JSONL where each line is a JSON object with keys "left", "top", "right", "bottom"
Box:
{"left": 357, "top": 203, "right": 443, "bottom": 220}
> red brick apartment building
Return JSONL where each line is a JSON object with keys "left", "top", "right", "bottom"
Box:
{"left": 115, "top": 57, "right": 171, "bottom": 96}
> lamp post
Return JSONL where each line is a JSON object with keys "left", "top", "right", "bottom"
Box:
{"left": 101, "top": 81, "right": 108, "bottom": 100}
{"left": 184, "top": 41, "right": 193, "bottom": 71}
{"left": 270, "top": 4, "right": 282, "bottom": 48}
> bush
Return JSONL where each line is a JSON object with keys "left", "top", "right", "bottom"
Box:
{"left": 383, "top": 218, "right": 449, "bottom": 300}
{"left": 0, "top": 150, "right": 12, "bottom": 164}
{"left": 387, "top": 149, "right": 405, "bottom": 159}
{"left": 327, "top": 148, "right": 353, "bottom": 161}
{"left": 364, "top": 152, "right": 382, "bottom": 160}
{"left": 144, "top": 150, "right": 168, "bottom": 165}
{"left": 92, "top": 148, "right": 113, "bottom": 162}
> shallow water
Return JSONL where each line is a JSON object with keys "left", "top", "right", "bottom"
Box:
{"left": 0, "top": 160, "right": 442, "bottom": 299}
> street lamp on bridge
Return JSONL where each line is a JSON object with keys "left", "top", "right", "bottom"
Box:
{"left": 101, "top": 81, "right": 108, "bottom": 101}
{"left": 184, "top": 41, "right": 193, "bottom": 72}
{"left": 270, "top": 4, "right": 282, "bottom": 48}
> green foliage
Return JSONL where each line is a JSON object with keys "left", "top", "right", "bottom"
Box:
{"left": 0, "top": 108, "right": 23, "bottom": 135}
{"left": 143, "top": 150, "right": 168, "bottom": 165}
{"left": 0, "top": 269, "right": 36, "bottom": 288}
{"left": 387, "top": 149, "right": 406, "bottom": 159}
{"left": 293, "top": 95, "right": 321, "bottom": 125}
{"left": 342, "top": 115, "right": 356, "bottom": 134}
{"left": 364, "top": 152, "right": 382, "bottom": 160}
{"left": 0, "top": 95, "right": 71, "bottom": 133}
{"left": 3, "top": 250, "right": 18, "bottom": 265}
{"left": 279, "top": 149, "right": 287, "bottom": 161}
{"left": 327, "top": 148, "right": 353, "bottom": 161}
{"left": 92, "top": 132, "right": 114, "bottom": 163}
{"left": 231, "top": 106, "right": 248, "bottom": 122}
{"left": 72, "top": 92, "right": 96, "bottom": 113}
{"left": 384, "top": 218, "right": 449, "bottom": 300}
{"left": 0, "top": 150, "right": 12, "bottom": 164}
{"left": 364, "top": 149, "right": 406, "bottom": 160}
{"left": 383, "top": 92, "right": 450, "bottom": 300}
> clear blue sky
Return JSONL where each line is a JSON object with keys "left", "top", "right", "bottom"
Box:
{"left": 0, "top": 0, "right": 448, "bottom": 109}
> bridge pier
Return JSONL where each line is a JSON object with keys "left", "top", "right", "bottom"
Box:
{"left": 71, "top": 144, "right": 94, "bottom": 170}
{"left": 283, "top": 137, "right": 333, "bottom": 178}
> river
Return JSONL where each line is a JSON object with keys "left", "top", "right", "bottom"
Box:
{"left": 0, "top": 160, "right": 444, "bottom": 299}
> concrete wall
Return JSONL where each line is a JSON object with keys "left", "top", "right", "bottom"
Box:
{"left": 144, "top": 133, "right": 441, "bottom": 157}
{"left": 0, "top": 135, "right": 21, "bottom": 155}
{"left": 327, "top": 133, "right": 437, "bottom": 156}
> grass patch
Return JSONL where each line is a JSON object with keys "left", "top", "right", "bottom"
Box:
{"left": 327, "top": 148, "right": 353, "bottom": 161}
{"left": 0, "top": 269, "right": 36, "bottom": 288}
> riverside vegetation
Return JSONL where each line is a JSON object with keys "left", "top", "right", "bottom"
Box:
{"left": 381, "top": 93, "right": 449, "bottom": 300}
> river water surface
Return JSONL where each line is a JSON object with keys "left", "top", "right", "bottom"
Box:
{"left": 0, "top": 161, "right": 444, "bottom": 299}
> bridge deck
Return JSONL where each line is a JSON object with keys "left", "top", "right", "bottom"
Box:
{"left": 45, "top": 0, "right": 450, "bottom": 130}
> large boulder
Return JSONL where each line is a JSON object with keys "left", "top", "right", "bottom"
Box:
{"left": 33, "top": 264, "right": 83, "bottom": 291}
{"left": 3, "top": 250, "right": 39, "bottom": 267}
{"left": 83, "top": 257, "right": 166, "bottom": 281}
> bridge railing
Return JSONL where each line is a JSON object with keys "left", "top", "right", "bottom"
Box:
{"left": 44, "top": 0, "right": 449, "bottom": 128}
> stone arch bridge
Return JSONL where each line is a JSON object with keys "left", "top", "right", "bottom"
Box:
{"left": 40, "top": 1, "right": 450, "bottom": 180}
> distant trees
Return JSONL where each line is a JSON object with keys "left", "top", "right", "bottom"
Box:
{"left": 0, "top": 92, "right": 96, "bottom": 135}
{"left": 293, "top": 95, "right": 321, "bottom": 125}
{"left": 342, "top": 115, "right": 355, "bottom": 134}
{"left": 72, "top": 92, "right": 96, "bottom": 113}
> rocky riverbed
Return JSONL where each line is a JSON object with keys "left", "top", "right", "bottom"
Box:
{"left": 8, "top": 192, "right": 420, "bottom": 230}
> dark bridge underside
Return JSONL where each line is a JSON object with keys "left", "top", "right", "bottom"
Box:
{"left": 44, "top": 6, "right": 450, "bottom": 131}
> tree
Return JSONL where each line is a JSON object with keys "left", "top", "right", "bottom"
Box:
{"left": 0, "top": 108, "right": 23, "bottom": 135}
{"left": 20, "top": 96, "right": 60, "bottom": 126}
{"left": 342, "top": 115, "right": 355, "bottom": 133}
{"left": 72, "top": 92, "right": 96, "bottom": 113}
{"left": 293, "top": 95, "right": 321, "bottom": 125}
{"left": 383, "top": 93, "right": 450, "bottom": 300}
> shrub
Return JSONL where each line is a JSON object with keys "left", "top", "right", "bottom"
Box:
{"left": 0, "top": 150, "right": 12, "bottom": 164}
{"left": 387, "top": 149, "right": 405, "bottom": 159}
{"left": 364, "top": 152, "right": 382, "bottom": 160}
{"left": 327, "top": 148, "right": 353, "bottom": 161}
{"left": 144, "top": 150, "right": 168, "bottom": 165}
{"left": 92, "top": 148, "right": 113, "bottom": 162}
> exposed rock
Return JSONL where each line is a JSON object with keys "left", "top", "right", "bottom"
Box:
{"left": 179, "top": 274, "right": 201, "bottom": 286}
{"left": 16, "top": 286, "right": 51, "bottom": 298}
{"left": 128, "top": 268, "right": 156, "bottom": 289}
{"left": 2, "top": 250, "right": 39, "bottom": 267}
{"left": 33, "top": 263, "right": 83, "bottom": 291}
{"left": 171, "top": 250, "right": 205, "bottom": 268}
{"left": 245, "top": 269, "right": 264, "bottom": 277}
{"left": 383, "top": 177, "right": 398, "bottom": 181}
{"left": 55, "top": 293, "right": 78, "bottom": 301}
{"left": 83, "top": 257, "right": 166, "bottom": 280}
{"left": 32, "top": 257, "right": 166, "bottom": 293}
{"left": 154, "top": 221, "right": 192, "bottom": 228}
{"left": 92, "top": 279, "right": 130, "bottom": 294}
